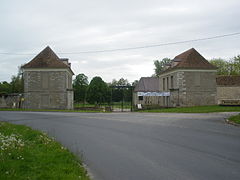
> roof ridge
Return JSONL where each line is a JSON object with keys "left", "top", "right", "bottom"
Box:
{"left": 22, "top": 46, "right": 70, "bottom": 69}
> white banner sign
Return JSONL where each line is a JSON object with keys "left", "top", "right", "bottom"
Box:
{"left": 137, "top": 92, "right": 170, "bottom": 97}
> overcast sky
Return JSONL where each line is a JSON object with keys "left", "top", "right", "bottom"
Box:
{"left": 0, "top": 0, "right": 240, "bottom": 83}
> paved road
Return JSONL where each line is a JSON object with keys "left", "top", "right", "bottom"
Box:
{"left": 0, "top": 111, "right": 240, "bottom": 180}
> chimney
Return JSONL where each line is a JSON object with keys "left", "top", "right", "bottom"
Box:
{"left": 163, "top": 63, "right": 171, "bottom": 70}
{"left": 60, "top": 58, "right": 71, "bottom": 67}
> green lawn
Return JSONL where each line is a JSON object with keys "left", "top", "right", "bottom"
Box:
{"left": 228, "top": 114, "right": 240, "bottom": 124}
{"left": 74, "top": 102, "right": 131, "bottom": 108}
{"left": 74, "top": 102, "right": 132, "bottom": 111}
{"left": 138, "top": 105, "right": 240, "bottom": 113}
{"left": 0, "top": 122, "right": 90, "bottom": 180}
{"left": 0, "top": 108, "right": 102, "bottom": 113}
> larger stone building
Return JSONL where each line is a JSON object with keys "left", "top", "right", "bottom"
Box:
{"left": 22, "top": 46, "right": 74, "bottom": 109}
{"left": 134, "top": 48, "right": 218, "bottom": 108}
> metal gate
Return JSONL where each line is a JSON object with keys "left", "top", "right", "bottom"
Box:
{"left": 110, "top": 85, "right": 133, "bottom": 112}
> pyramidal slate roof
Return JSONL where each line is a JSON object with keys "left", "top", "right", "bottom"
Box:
{"left": 160, "top": 48, "right": 217, "bottom": 74}
{"left": 22, "top": 46, "right": 70, "bottom": 69}
{"left": 134, "top": 77, "right": 160, "bottom": 92}
{"left": 173, "top": 48, "right": 217, "bottom": 69}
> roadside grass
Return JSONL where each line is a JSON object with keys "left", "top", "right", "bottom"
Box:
{"left": 74, "top": 102, "right": 131, "bottom": 109}
{"left": 0, "top": 122, "right": 90, "bottom": 180}
{"left": 228, "top": 114, "right": 240, "bottom": 124}
{"left": 0, "top": 108, "right": 102, "bottom": 113}
{"left": 138, "top": 105, "right": 240, "bottom": 113}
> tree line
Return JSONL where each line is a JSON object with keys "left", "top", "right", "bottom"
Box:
{"left": 0, "top": 69, "right": 23, "bottom": 95}
{"left": 73, "top": 74, "right": 138, "bottom": 105}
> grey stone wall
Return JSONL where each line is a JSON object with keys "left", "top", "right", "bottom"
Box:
{"left": 158, "top": 70, "right": 217, "bottom": 107}
{"left": 216, "top": 86, "right": 240, "bottom": 104}
{"left": 159, "top": 71, "right": 183, "bottom": 107}
{"left": 0, "top": 95, "right": 21, "bottom": 108}
{"left": 183, "top": 71, "right": 216, "bottom": 106}
{"left": 23, "top": 70, "right": 73, "bottom": 109}
{"left": 133, "top": 92, "right": 162, "bottom": 108}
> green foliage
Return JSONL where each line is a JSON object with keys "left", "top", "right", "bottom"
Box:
{"left": 86, "top": 76, "right": 110, "bottom": 105}
{"left": 138, "top": 105, "right": 240, "bottom": 113}
{"left": 0, "top": 66, "right": 23, "bottom": 94}
{"left": 209, "top": 55, "right": 240, "bottom": 75}
{"left": 153, "top": 58, "right": 171, "bottom": 77}
{"left": 233, "top": 55, "right": 240, "bottom": 75}
{"left": 110, "top": 78, "right": 132, "bottom": 102}
{"left": 209, "top": 58, "right": 229, "bottom": 75}
{"left": 132, "top": 80, "right": 139, "bottom": 87}
{"left": 0, "top": 108, "right": 103, "bottom": 112}
{"left": 0, "top": 81, "right": 12, "bottom": 94}
{"left": 0, "top": 122, "right": 90, "bottom": 180}
{"left": 11, "top": 75, "right": 23, "bottom": 93}
{"left": 73, "top": 73, "right": 89, "bottom": 103}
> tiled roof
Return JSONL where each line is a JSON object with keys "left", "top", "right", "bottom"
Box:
{"left": 160, "top": 48, "right": 217, "bottom": 75}
{"left": 22, "top": 46, "right": 70, "bottom": 69}
{"left": 173, "top": 48, "right": 217, "bottom": 69}
{"left": 216, "top": 76, "right": 240, "bottom": 86}
{"left": 134, "top": 77, "right": 160, "bottom": 92}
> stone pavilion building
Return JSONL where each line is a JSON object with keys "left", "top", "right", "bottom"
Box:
{"left": 21, "top": 46, "right": 74, "bottom": 109}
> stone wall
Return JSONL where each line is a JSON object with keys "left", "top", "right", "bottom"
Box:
{"left": 23, "top": 70, "right": 73, "bottom": 109}
{"left": 183, "top": 71, "right": 216, "bottom": 106}
{"left": 133, "top": 92, "right": 162, "bottom": 109}
{"left": 0, "top": 95, "right": 21, "bottom": 108}
{"left": 216, "top": 86, "right": 240, "bottom": 104}
{"left": 159, "top": 70, "right": 217, "bottom": 107}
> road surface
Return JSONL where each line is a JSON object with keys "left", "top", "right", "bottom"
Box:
{"left": 0, "top": 111, "right": 239, "bottom": 180}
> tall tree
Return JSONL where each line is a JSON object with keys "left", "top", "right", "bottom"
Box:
{"left": 233, "top": 55, "right": 240, "bottom": 75}
{"left": 209, "top": 58, "right": 229, "bottom": 75}
{"left": 0, "top": 81, "right": 12, "bottom": 94}
{"left": 209, "top": 56, "right": 240, "bottom": 75}
{"left": 132, "top": 80, "right": 139, "bottom": 87}
{"left": 86, "top": 76, "right": 110, "bottom": 105}
{"left": 110, "top": 78, "right": 132, "bottom": 102}
{"left": 11, "top": 75, "right": 23, "bottom": 93}
{"left": 73, "top": 73, "right": 88, "bottom": 103}
{"left": 0, "top": 66, "right": 23, "bottom": 94}
{"left": 153, "top": 58, "right": 171, "bottom": 77}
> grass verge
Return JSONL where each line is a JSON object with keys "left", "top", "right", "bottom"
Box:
{"left": 138, "top": 105, "right": 240, "bottom": 113}
{"left": 228, "top": 114, "right": 240, "bottom": 124}
{"left": 0, "top": 122, "right": 90, "bottom": 180}
{"left": 0, "top": 108, "right": 102, "bottom": 113}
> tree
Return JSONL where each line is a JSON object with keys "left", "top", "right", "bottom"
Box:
{"left": 153, "top": 58, "right": 171, "bottom": 77}
{"left": 86, "top": 76, "right": 110, "bottom": 105}
{"left": 209, "top": 56, "right": 240, "bottom": 75}
{"left": 132, "top": 80, "right": 139, "bottom": 87}
{"left": 209, "top": 58, "right": 229, "bottom": 75}
{"left": 73, "top": 73, "right": 88, "bottom": 103}
{"left": 0, "top": 81, "right": 12, "bottom": 94}
{"left": 233, "top": 55, "right": 240, "bottom": 75}
{"left": 110, "top": 78, "right": 132, "bottom": 102}
{"left": 11, "top": 75, "right": 23, "bottom": 93}
{"left": 0, "top": 66, "right": 23, "bottom": 94}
